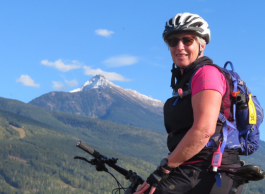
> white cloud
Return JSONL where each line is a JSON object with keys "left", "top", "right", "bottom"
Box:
{"left": 16, "top": 75, "right": 40, "bottom": 88}
{"left": 65, "top": 79, "right": 78, "bottom": 87}
{"left": 52, "top": 81, "right": 65, "bottom": 90}
{"left": 41, "top": 59, "right": 82, "bottom": 72}
{"left": 83, "top": 66, "right": 130, "bottom": 81}
{"left": 103, "top": 55, "right": 139, "bottom": 67}
{"left": 95, "top": 29, "right": 114, "bottom": 37}
{"left": 52, "top": 79, "right": 79, "bottom": 90}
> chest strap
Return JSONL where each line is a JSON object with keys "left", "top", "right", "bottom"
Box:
{"left": 172, "top": 88, "right": 191, "bottom": 106}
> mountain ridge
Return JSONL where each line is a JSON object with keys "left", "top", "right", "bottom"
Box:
{"left": 29, "top": 75, "right": 165, "bottom": 132}
{"left": 70, "top": 74, "right": 164, "bottom": 108}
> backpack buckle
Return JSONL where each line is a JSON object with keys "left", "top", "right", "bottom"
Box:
{"left": 218, "top": 113, "right": 226, "bottom": 123}
{"left": 238, "top": 79, "right": 244, "bottom": 86}
{"left": 232, "top": 91, "right": 240, "bottom": 97}
{"left": 178, "top": 88, "right": 183, "bottom": 98}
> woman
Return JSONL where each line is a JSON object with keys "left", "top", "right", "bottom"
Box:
{"left": 134, "top": 13, "right": 242, "bottom": 194}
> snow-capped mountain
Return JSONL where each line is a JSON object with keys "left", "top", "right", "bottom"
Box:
{"left": 29, "top": 75, "right": 165, "bottom": 132}
{"left": 70, "top": 74, "right": 164, "bottom": 108}
{"left": 70, "top": 75, "right": 114, "bottom": 92}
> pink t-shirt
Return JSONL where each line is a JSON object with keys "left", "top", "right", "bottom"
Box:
{"left": 191, "top": 65, "right": 226, "bottom": 97}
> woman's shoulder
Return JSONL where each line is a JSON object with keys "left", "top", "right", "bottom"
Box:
{"left": 197, "top": 64, "right": 223, "bottom": 74}
{"left": 191, "top": 65, "right": 227, "bottom": 97}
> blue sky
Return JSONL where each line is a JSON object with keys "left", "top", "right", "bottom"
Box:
{"left": 1, "top": 1, "right": 265, "bottom": 140}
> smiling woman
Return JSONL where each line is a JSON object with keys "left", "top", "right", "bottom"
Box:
{"left": 134, "top": 12, "right": 243, "bottom": 194}
{"left": 167, "top": 33, "right": 205, "bottom": 70}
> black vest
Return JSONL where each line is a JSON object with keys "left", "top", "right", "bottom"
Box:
{"left": 163, "top": 56, "right": 240, "bottom": 165}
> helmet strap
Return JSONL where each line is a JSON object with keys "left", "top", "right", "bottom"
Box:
{"left": 170, "top": 63, "right": 177, "bottom": 89}
{"left": 198, "top": 50, "right": 202, "bottom": 58}
{"left": 197, "top": 42, "right": 202, "bottom": 59}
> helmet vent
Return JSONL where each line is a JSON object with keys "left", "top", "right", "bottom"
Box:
{"left": 189, "top": 22, "right": 203, "bottom": 28}
{"left": 163, "top": 13, "right": 211, "bottom": 44}
{"left": 169, "top": 19, "right": 173, "bottom": 26}
{"left": 175, "top": 16, "right": 180, "bottom": 25}
{"left": 183, "top": 16, "right": 191, "bottom": 23}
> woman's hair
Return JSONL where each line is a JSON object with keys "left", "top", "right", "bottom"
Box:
{"left": 196, "top": 36, "right": 206, "bottom": 46}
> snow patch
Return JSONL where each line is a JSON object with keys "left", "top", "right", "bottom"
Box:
{"left": 70, "top": 74, "right": 164, "bottom": 107}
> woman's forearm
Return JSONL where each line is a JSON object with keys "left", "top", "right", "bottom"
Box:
{"left": 167, "top": 89, "right": 222, "bottom": 168}
{"left": 167, "top": 126, "right": 212, "bottom": 168}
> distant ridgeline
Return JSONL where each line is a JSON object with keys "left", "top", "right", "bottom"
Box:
{"left": 29, "top": 74, "right": 165, "bottom": 133}
{"left": 0, "top": 96, "right": 167, "bottom": 193}
{"left": 0, "top": 92, "right": 264, "bottom": 193}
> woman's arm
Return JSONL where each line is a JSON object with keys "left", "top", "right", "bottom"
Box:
{"left": 167, "top": 89, "right": 222, "bottom": 168}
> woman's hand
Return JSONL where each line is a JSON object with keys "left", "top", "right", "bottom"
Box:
{"left": 133, "top": 181, "right": 154, "bottom": 194}
{"left": 134, "top": 167, "right": 170, "bottom": 194}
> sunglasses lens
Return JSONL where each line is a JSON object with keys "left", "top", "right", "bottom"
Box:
{"left": 167, "top": 37, "right": 195, "bottom": 47}
{"left": 182, "top": 37, "right": 194, "bottom": 46}
{"left": 167, "top": 38, "right": 180, "bottom": 47}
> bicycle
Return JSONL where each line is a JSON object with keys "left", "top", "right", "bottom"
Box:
{"left": 74, "top": 140, "right": 265, "bottom": 194}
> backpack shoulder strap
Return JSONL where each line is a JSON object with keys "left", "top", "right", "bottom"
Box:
{"left": 222, "top": 61, "right": 239, "bottom": 120}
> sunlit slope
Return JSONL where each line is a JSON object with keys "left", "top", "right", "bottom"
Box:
{"left": 0, "top": 108, "right": 156, "bottom": 194}
{"left": 0, "top": 97, "right": 168, "bottom": 163}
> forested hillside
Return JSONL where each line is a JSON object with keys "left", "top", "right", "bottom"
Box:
{"left": 0, "top": 97, "right": 168, "bottom": 163}
{"left": 0, "top": 108, "right": 157, "bottom": 193}
{"left": 0, "top": 97, "right": 264, "bottom": 193}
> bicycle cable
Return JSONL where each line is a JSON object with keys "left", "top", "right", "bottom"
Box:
{"left": 106, "top": 171, "right": 126, "bottom": 194}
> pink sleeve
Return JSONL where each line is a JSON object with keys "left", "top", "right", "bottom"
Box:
{"left": 191, "top": 65, "right": 226, "bottom": 97}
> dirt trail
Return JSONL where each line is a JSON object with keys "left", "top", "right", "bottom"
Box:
{"left": 9, "top": 125, "right": 26, "bottom": 138}
{"left": 59, "top": 180, "right": 76, "bottom": 190}
{"left": 8, "top": 155, "right": 27, "bottom": 163}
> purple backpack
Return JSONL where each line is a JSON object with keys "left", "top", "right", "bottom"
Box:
{"left": 188, "top": 61, "right": 264, "bottom": 156}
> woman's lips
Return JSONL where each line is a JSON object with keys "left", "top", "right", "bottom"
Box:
{"left": 176, "top": 54, "right": 188, "bottom": 59}
{"left": 176, "top": 54, "right": 187, "bottom": 57}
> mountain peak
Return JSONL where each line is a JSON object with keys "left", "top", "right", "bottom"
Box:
{"left": 69, "top": 74, "right": 163, "bottom": 108}
{"left": 70, "top": 74, "right": 113, "bottom": 93}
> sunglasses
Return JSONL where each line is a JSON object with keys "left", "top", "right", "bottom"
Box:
{"left": 166, "top": 36, "right": 195, "bottom": 47}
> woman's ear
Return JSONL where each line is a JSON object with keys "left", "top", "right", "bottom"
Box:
{"left": 199, "top": 40, "right": 206, "bottom": 57}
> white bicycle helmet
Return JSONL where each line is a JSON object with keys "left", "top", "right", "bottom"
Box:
{"left": 163, "top": 12, "right": 211, "bottom": 44}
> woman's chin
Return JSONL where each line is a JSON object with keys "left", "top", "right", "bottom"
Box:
{"left": 175, "top": 64, "right": 189, "bottom": 69}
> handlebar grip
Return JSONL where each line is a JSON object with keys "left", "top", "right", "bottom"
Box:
{"left": 76, "top": 141, "right": 101, "bottom": 158}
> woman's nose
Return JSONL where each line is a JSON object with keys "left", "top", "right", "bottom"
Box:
{"left": 175, "top": 40, "right": 185, "bottom": 50}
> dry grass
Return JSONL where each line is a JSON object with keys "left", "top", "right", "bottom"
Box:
{"left": 9, "top": 125, "right": 26, "bottom": 138}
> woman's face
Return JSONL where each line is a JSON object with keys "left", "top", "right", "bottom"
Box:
{"left": 169, "top": 33, "right": 202, "bottom": 69}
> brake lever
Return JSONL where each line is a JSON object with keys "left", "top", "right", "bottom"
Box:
{"left": 74, "top": 156, "right": 91, "bottom": 164}
{"left": 74, "top": 156, "right": 108, "bottom": 172}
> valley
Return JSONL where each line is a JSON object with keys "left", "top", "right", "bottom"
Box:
{"left": 0, "top": 75, "right": 264, "bottom": 193}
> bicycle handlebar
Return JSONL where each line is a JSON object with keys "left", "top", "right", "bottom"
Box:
{"left": 75, "top": 140, "right": 144, "bottom": 193}
{"left": 76, "top": 140, "right": 101, "bottom": 158}
{"left": 76, "top": 140, "right": 131, "bottom": 177}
